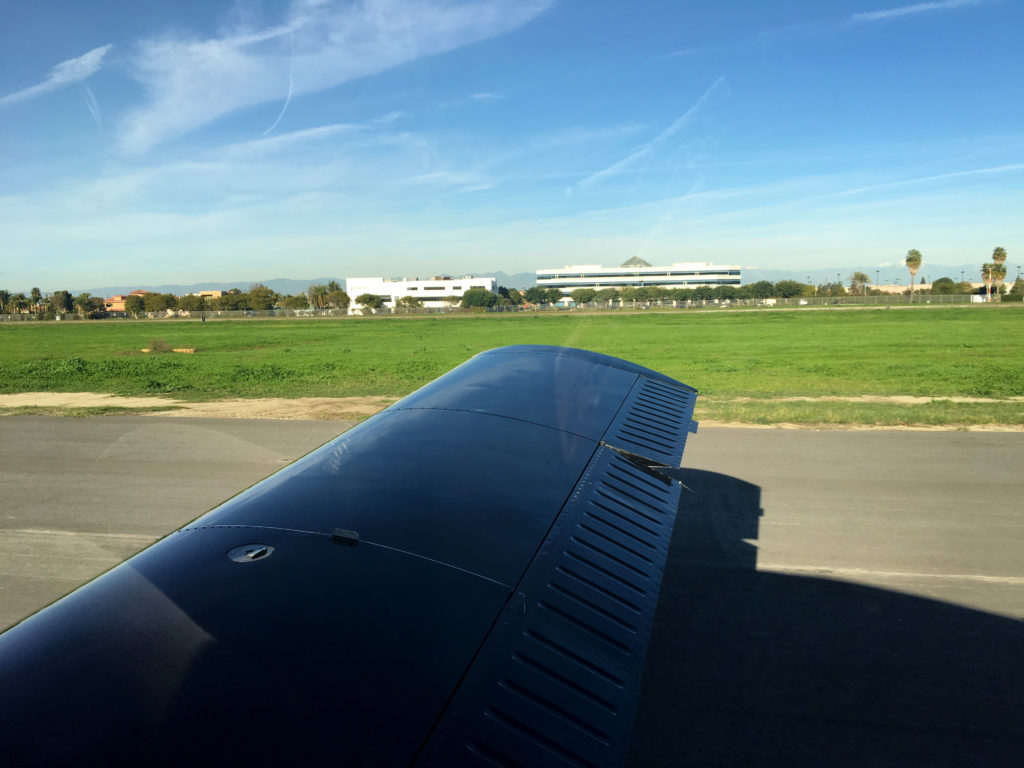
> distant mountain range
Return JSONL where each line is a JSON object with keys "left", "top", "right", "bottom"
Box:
{"left": 61, "top": 263, "right": 1014, "bottom": 297}
{"left": 73, "top": 271, "right": 538, "bottom": 297}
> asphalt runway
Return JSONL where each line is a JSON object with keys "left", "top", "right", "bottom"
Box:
{"left": 0, "top": 416, "right": 350, "bottom": 630}
{"left": 632, "top": 428, "right": 1024, "bottom": 766}
{"left": 1, "top": 416, "right": 1021, "bottom": 764}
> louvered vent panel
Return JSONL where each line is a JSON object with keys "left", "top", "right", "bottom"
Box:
{"left": 603, "top": 377, "right": 697, "bottom": 467}
{"left": 416, "top": 441, "right": 687, "bottom": 768}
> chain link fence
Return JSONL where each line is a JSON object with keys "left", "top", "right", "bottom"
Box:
{"left": 3, "top": 292, "right": 1015, "bottom": 323}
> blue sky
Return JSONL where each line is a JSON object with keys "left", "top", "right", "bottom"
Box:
{"left": 2, "top": 0, "right": 1022, "bottom": 291}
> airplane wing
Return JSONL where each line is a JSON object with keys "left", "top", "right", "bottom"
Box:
{"left": 0, "top": 345, "right": 697, "bottom": 766}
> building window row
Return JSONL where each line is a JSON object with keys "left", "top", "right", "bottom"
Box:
{"left": 535, "top": 261, "right": 743, "bottom": 301}
{"left": 544, "top": 279, "right": 740, "bottom": 288}
{"left": 537, "top": 270, "right": 740, "bottom": 280}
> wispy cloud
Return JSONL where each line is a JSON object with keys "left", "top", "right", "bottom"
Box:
{"left": 521, "top": 123, "right": 649, "bottom": 154}
{"left": 215, "top": 112, "right": 422, "bottom": 161}
{"left": 577, "top": 77, "right": 724, "bottom": 189}
{"left": 118, "top": 0, "right": 552, "bottom": 154}
{"left": 219, "top": 122, "right": 364, "bottom": 158}
{"left": 850, "top": 0, "right": 982, "bottom": 24}
{"left": 404, "top": 170, "right": 495, "bottom": 192}
{"left": 757, "top": 19, "right": 840, "bottom": 46}
{"left": 758, "top": 0, "right": 983, "bottom": 45}
{"left": 0, "top": 44, "right": 112, "bottom": 108}
{"left": 435, "top": 91, "right": 505, "bottom": 108}
{"left": 372, "top": 111, "right": 407, "bottom": 125}
{"left": 660, "top": 48, "right": 706, "bottom": 59}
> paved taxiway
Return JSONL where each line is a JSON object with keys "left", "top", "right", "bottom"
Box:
{"left": 1, "top": 417, "right": 1021, "bottom": 764}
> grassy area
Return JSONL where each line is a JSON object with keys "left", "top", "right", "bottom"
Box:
{"left": 1, "top": 306, "right": 1021, "bottom": 426}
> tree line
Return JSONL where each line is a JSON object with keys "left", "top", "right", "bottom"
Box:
{"left": 531, "top": 281, "right": 848, "bottom": 305}
{"left": 903, "top": 247, "right": 1017, "bottom": 302}
{"left": 0, "top": 283, "right": 339, "bottom": 317}
{"left": 4, "top": 250, "right": 1019, "bottom": 318}
{"left": 354, "top": 286, "right": 527, "bottom": 311}
{"left": 0, "top": 282, "right": 526, "bottom": 317}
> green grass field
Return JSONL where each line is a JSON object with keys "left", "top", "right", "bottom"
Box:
{"left": 1, "top": 306, "right": 1022, "bottom": 426}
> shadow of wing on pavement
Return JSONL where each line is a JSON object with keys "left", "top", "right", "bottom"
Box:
{"left": 629, "top": 468, "right": 1024, "bottom": 767}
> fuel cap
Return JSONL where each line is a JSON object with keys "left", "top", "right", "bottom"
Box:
{"left": 227, "top": 544, "right": 275, "bottom": 563}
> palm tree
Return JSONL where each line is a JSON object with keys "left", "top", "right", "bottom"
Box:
{"left": 982, "top": 263, "right": 995, "bottom": 301}
{"left": 849, "top": 271, "right": 870, "bottom": 296}
{"left": 991, "top": 247, "right": 1008, "bottom": 301}
{"left": 905, "top": 249, "right": 922, "bottom": 302}
{"left": 307, "top": 284, "right": 329, "bottom": 309}
{"left": 990, "top": 263, "right": 1007, "bottom": 302}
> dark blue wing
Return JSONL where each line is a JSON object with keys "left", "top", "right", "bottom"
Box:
{"left": 0, "top": 345, "right": 696, "bottom": 767}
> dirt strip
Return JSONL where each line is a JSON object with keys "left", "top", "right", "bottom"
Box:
{"left": 719, "top": 394, "right": 1024, "bottom": 404}
{"left": 0, "top": 392, "right": 398, "bottom": 421}
{"left": 1, "top": 392, "right": 1020, "bottom": 430}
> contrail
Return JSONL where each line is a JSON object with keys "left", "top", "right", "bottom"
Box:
{"left": 263, "top": 34, "right": 295, "bottom": 136}
{"left": 829, "top": 163, "right": 1024, "bottom": 197}
{"left": 263, "top": 71, "right": 294, "bottom": 136}
{"left": 850, "top": 0, "right": 981, "bottom": 24}
{"left": 578, "top": 76, "right": 724, "bottom": 189}
{"left": 635, "top": 178, "right": 705, "bottom": 257}
{"left": 82, "top": 83, "right": 102, "bottom": 131}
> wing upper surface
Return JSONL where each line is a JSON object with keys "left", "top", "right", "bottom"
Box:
{"left": 0, "top": 345, "right": 697, "bottom": 766}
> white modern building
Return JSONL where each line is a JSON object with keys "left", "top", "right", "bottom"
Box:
{"left": 345, "top": 275, "right": 496, "bottom": 313}
{"left": 535, "top": 256, "right": 741, "bottom": 299}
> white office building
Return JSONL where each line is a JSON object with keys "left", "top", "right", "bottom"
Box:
{"left": 535, "top": 256, "right": 741, "bottom": 299}
{"left": 345, "top": 275, "right": 496, "bottom": 312}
